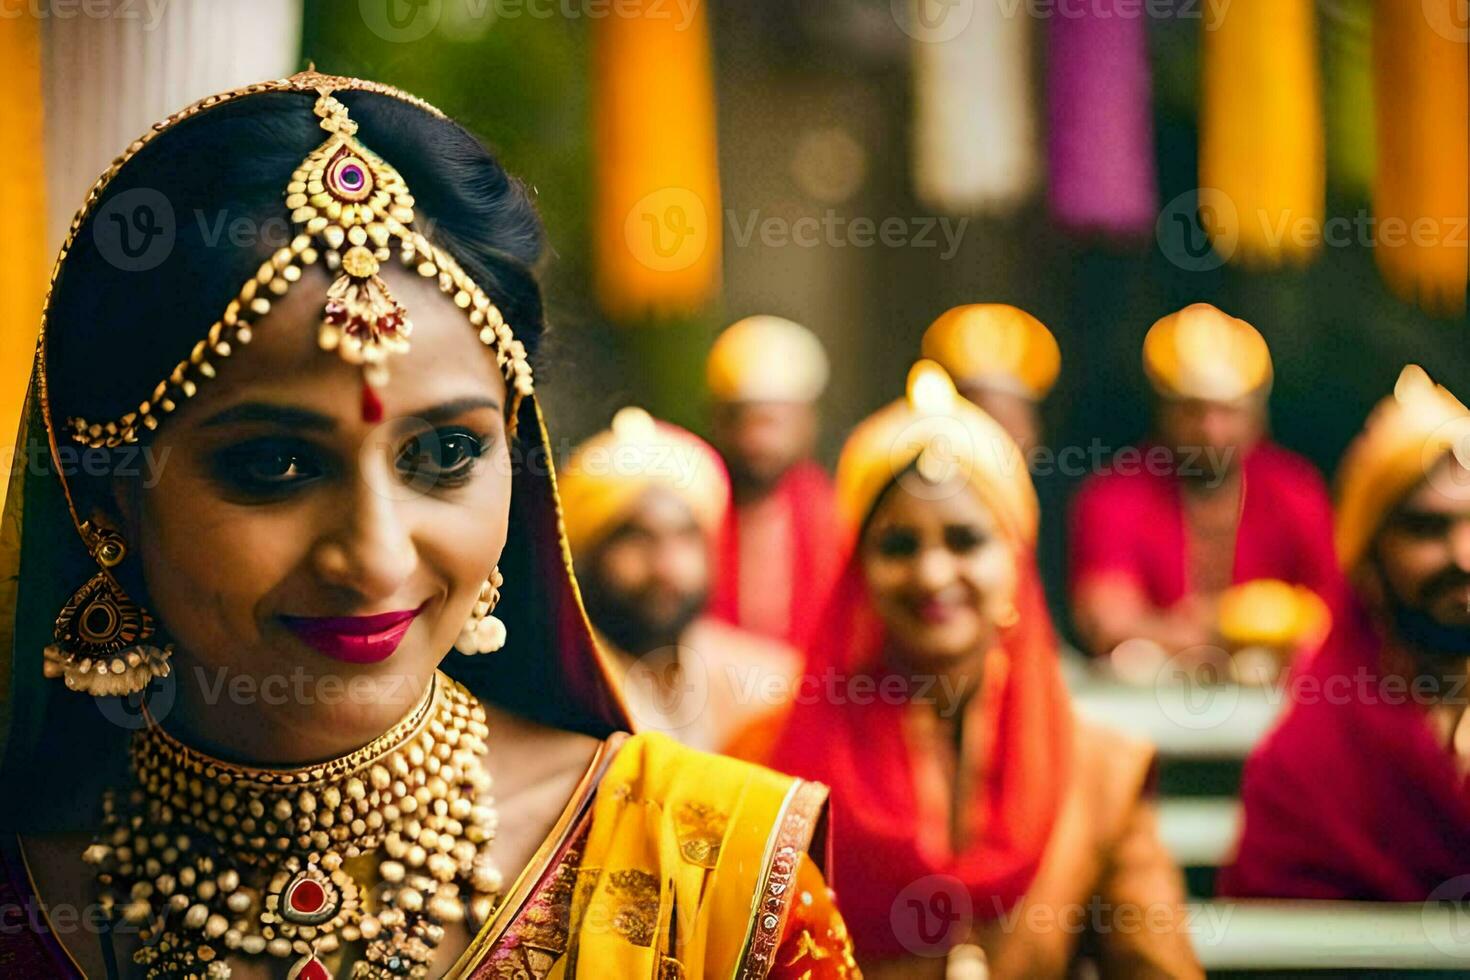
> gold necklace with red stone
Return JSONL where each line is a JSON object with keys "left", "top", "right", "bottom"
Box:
{"left": 82, "top": 672, "right": 503, "bottom": 980}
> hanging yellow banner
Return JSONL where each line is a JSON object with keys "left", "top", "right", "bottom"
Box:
{"left": 1373, "top": 0, "right": 1469, "bottom": 317}
{"left": 1200, "top": 0, "right": 1324, "bottom": 267}
{"left": 0, "top": 3, "right": 46, "bottom": 495}
{"left": 592, "top": 0, "right": 721, "bottom": 322}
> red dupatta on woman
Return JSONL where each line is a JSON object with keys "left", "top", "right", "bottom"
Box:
{"left": 770, "top": 540, "right": 1071, "bottom": 960}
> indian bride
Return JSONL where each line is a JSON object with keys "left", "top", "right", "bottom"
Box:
{"left": 0, "top": 71, "right": 854, "bottom": 979}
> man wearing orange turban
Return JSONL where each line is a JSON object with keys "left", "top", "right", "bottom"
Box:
{"left": 921, "top": 303, "right": 1061, "bottom": 455}
{"left": 922, "top": 304, "right": 1071, "bottom": 628}
{"left": 1223, "top": 366, "right": 1470, "bottom": 900}
{"left": 560, "top": 408, "right": 800, "bottom": 753}
{"left": 1068, "top": 304, "right": 1340, "bottom": 660}
{"left": 706, "top": 315, "right": 842, "bottom": 650}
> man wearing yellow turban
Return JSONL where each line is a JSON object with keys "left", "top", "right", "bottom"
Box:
{"left": 922, "top": 304, "right": 1072, "bottom": 628}
{"left": 1069, "top": 303, "right": 1340, "bottom": 661}
{"left": 921, "top": 303, "right": 1061, "bottom": 455}
{"left": 705, "top": 315, "right": 843, "bottom": 649}
{"left": 560, "top": 407, "right": 801, "bottom": 754}
{"left": 1223, "top": 366, "right": 1470, "bottom": 900}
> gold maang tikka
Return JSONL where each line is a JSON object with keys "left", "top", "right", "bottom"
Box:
{"left": 66, "top": 77, "right": 535, "bottom": 448}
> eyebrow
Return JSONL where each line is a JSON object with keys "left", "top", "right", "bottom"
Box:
{"left": 200, "top": 396, "right": 503, "bottom": 430}
{"left": 200, "top": 402, "right": 336, "bottom": 431}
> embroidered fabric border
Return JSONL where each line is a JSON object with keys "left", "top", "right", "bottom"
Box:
{"left": 736, "top": 779, "right": 829, "bottom": 980}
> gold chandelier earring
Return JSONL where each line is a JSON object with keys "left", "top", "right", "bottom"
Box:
{"left": 456, "top": 566, "right": 506, "bottom": 655}
{"left": 42, "top": 521, "right": 173, "bottom": 697}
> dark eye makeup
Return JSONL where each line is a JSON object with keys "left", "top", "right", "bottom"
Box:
{"left": 870, "top": 523, "right": 989, "bottom": 559}
{"left": 207, "top": 427, "right": 493, "bottom": 501}
{"left": 209, "top": 436, "right": 331, "bottom": 500}
{"left": 873, "top": 527, "right": 920, "bottom": 558}
{"left": 943, "top": 524, "right": 987, "bottom": 554}
{"left": 396, "top": 427, "right": 491, "bottom": 490}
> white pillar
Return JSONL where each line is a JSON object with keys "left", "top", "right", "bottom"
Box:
{"left": 42, "top": 0, "right": 303, "bottom": 252}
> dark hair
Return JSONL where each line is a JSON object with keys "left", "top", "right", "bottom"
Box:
{"left": 45, "top": 89, "right": 547, "bottom": 437}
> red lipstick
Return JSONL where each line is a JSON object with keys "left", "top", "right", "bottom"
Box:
{"left": 281, "top": 604, "right": 425, "bottom": 664}
{"left": 914, "top": 596, "right": 955, "bottom": 625}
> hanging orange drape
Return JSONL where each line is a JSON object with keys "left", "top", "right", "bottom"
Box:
{"left": 1200, "top": 0, "right": 1324, "bottom": 266}
{"left": 592, "top": 0, "right": 721, "bottom": 321}
{"left": 1372, "top": 0, "right": 1469, "bottom": 317}
{"left": 0, "top": 3, "right": 46, "bottom": 487}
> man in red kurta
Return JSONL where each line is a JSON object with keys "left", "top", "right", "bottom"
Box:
{"left": 1068, "top": 304, "right": 1340, "bottom": 659}
{"left": 1222, "top": 365, "right": 1470, "bottom": 899}
{"left": 706, "top": 316, "right": 841, "bottom": 650}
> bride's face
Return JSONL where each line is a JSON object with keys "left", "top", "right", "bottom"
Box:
{"left": 118, "top": 263, "right": 512, "bottom": 739}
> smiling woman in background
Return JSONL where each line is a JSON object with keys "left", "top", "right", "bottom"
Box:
{"left": 768, "top": 362, "right": 1201, "bottom": 979}
{"left": 0, "top": 71, "right": 854, "bottom": 979}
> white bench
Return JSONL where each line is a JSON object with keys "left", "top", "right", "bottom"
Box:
{"left": 1069, "top": 672, "right": 1284, "bottom": 760}
{"left": 1158, "top": 797, "right": 1241, "bottom": 868}
{"left": 1190, "top": 901, "right": 1470, "bottom": 970}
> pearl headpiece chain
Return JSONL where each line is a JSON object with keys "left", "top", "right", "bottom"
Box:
{"left": 67, "top": 75, "right": 534, "bottom": 450}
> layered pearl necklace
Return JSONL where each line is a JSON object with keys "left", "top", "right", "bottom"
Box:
{"left": 83, "top": 672, "right": 501, "bottom": 980}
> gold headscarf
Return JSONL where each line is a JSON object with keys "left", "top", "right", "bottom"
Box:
{"left": 1143, "top": 303, "right": 1273, "bottom": 402}
{"left": 834, "top": 361, "right": 1037, "bottom": 544}
{"left": 706, "top": 315, "right": 829, "bottom": 403}
{"left": 1335, "top": 365, "right": 1470, "bottom": 571}
{"left": 920, "top": 304, "right": 1060, "bottom": 400}
{"left": 558, "top": 407, "right": 729, "bottom": 555}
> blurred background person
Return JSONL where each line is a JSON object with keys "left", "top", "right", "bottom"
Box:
{"left": 1069, "top": 303, "right": 1340, "bottom": 668}
{"left": 921, "top": 303, "right": 1071, "bottom": 632}
{"left": 769, "top": 362, "right": 1199, "bottom": 979}
{"left": 560, "top": 407, "right": 801, "bottom": 753}
{"left": 1223, "top": 366, "right": 1470, "bottom": 900}
{"left": 921, "top": 303, "right": 1060, "bottom": 456}
{"left": 707, "top": 315, "right": 842, "bottom": 648}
